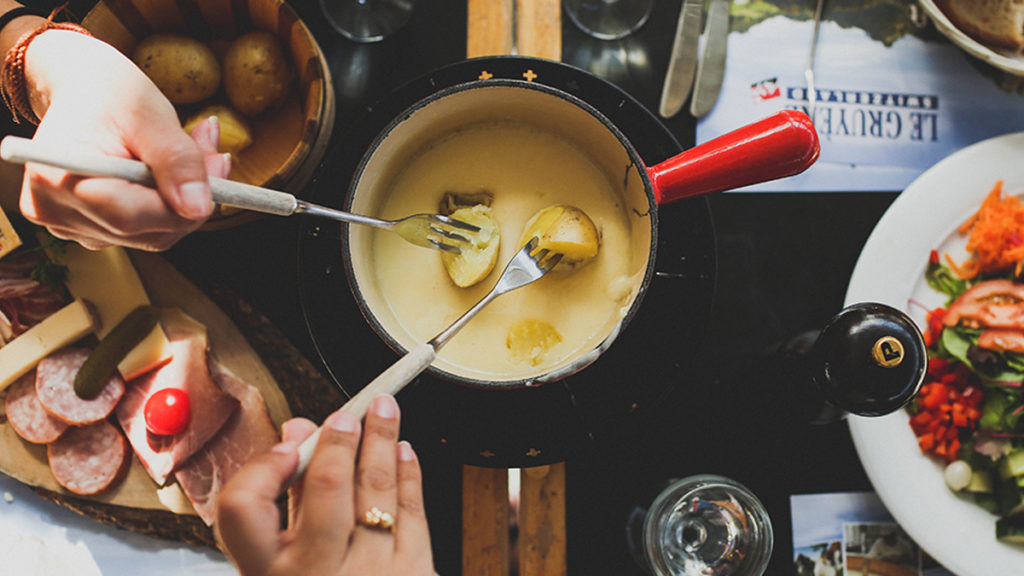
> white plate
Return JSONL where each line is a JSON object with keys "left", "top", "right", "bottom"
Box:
{"left": 919, "top": 0, "right": 1024, "bottom": 77}
{"left": 845, "top": 131, "right": 1024, "bottom": 576}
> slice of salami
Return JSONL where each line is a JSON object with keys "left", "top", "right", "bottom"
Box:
{"left": 36, "top": 347, "right": 125, "bottom": 425}
{"left": 4, "top": 371, "right": 67, "bottom": 444}
{"left": 47, "top": 419, "right": 128, "bottom": 495}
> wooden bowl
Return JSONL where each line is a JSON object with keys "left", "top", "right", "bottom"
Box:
{"left": 81, "top": 0, "right": 335, "bottom": 228}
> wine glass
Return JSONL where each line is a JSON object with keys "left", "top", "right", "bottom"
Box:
{"left": 628, "top": 475, "right": 773, "bottom": 576}
{"left": 563, "top": 0, "right": 653, "bottom": 40}
{"left": 319, "top": 0, "right": 415, "bottom": 43}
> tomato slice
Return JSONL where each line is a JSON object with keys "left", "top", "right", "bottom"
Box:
{"left": 144, "top": 388, "right": 191, "bottom": 436}
{"left": 943, "top": 279, "right": 1024, "bottom": 330}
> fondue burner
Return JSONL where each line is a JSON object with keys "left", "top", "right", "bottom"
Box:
{"left": 298, "top": 57, "right": 716, "bottom": 468}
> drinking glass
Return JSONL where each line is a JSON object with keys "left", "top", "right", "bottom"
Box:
{"left": 628, "top": 475, "right": 773, "bottom": 576}
{"left": 319, "top": 0, "right": 415, "bottom": 43}
{"left": 563, "top": 0, "right": 653, "bottom": 40}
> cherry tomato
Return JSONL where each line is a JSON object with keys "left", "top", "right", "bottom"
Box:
{"left": 144, "top": 388, "right": 191, "bottom": 436}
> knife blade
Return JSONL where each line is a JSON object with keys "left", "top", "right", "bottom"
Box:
{"left": 689, "top": 0, "right": 730, "bottom": 118}
{"left": 658, "top": 0, "right": 704, "bottom": 118}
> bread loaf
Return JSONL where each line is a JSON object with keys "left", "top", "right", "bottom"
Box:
{"left": 936, "top": 0, "right": 1024, "bottom": 50}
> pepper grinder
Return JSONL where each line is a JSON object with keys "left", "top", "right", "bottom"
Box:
{"left": 771, "top": 302, "right": 928, "bottom": 424}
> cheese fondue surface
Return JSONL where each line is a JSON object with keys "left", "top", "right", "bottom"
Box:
{"left": 371, "top": 121, "right": 640, "bottom": 381}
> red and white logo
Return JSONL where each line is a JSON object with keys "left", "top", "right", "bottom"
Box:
{"left": 751, "top": 77, "right": 781, "bottom": 101}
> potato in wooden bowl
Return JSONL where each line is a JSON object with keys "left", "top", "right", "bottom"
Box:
{"left": 82, "top": 0, "right": 334, "bottom": 229}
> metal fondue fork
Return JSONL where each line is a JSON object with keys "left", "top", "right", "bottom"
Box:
{"left": 0, "top": 136, "right": 479, "bottom": 254}
{"left": 291, "top": 238, "right": 562, "bottom": 485}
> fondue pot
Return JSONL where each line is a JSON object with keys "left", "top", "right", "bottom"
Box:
{"left": 298, "top": 57, "right": 817, "bottom": 466}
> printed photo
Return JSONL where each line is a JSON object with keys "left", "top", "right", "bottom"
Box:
{"left": 843, "top": 521, "right": 919, "bottom": 576}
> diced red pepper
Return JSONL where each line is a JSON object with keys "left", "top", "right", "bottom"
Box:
{"left": 908, "top": 345, "right": 985, "bottom": 463}
{"left": 918, "top": 433, "right": 935, "bottom": 451}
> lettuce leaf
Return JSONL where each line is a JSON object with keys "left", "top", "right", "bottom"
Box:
{"left": 926, "top": 259, "right": 969, "bottom": 305}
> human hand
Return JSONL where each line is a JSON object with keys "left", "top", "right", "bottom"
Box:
{"left": 17, "top": 30, "right": 228, "bottom": 251}
{"left": 215, "top": 395, "right": 435, "bottom": 576}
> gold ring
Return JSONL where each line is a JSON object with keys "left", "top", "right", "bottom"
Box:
{"left": 358, "top": 506, "right": 396, "bottom": 534}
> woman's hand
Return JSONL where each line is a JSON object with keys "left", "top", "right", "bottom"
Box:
{"left": 18, "top": 29, "right": 227, "bottom": 251}
{"left": 215, "top": 395, "right": 435, "bottom": 576}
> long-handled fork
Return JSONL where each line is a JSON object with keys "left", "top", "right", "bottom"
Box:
{"left": 290, "top": 238, "right": 562, "bottom": 484}
{"left": 0, "top": 136, "right": 479, "bottom": 254}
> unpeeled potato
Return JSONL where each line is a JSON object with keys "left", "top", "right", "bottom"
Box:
{"left": 519, "top": 204, "right": 600, "bottom": 268}
{"left": 222, "top": 31, "right": 293, "bottom": 117}
{"left": 132, "top": 34, "right": 221, "bottom": 105}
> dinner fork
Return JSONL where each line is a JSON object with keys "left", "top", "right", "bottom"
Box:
{"left": 0, "top": 136, "right": 479, "bottom": 254}
{"left": 290, "top": 238, "right": 562, "bottom": 484}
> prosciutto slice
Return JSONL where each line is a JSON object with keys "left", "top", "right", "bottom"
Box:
{"left": 175, "top": 360, "right": 279, "bottom": 525}
{"left": 115, "top": 311, "right": 239, "bottom": 485}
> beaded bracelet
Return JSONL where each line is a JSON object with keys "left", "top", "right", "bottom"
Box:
{"left": 0, "top": 7, "right": 91, "bottom": 125}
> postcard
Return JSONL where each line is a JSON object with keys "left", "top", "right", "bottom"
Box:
{"left": 791, "top": 491, "right": 955, "bottom": 576}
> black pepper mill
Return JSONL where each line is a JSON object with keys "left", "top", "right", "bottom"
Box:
{"left": 773, "top": 302, "right": 928, "bottom": 424}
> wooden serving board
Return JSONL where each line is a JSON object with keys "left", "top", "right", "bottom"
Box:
{"left": 0, "top": 251, "right": 341, "bottom": 546}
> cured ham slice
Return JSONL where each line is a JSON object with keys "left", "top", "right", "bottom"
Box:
{"left": 115, "top": 310, "right": 239, "bottom": 485}
{"left": 36, "top": 347, "right": 125, "bottom": 426}
{"left": 175, "top": 359, "right": 279, "bottom": 525}
{"left": 48, "top": 420, "right": 129, "bottom": 495}
{"left": 4, "top": 370, "right": 67, "bottom": 444}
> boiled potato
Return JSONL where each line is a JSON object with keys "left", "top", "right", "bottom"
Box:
{"left": 183, "top": 105, "right": 253, "bottom": 153}
{"left": 222, "top": 31, "right": 293, "bottom": 117}
{"left": 132, "top": 34, "right": 220, "bottom": 105}
{"left": 441, "top": 204, "right": 500, "bottom": 288}
{"left": 519, "top": 204, "right": 599, "bottom": 268}
{"left": 506, "top": 319, "right": 562, "bottom": 366}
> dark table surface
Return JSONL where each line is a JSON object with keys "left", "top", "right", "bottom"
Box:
{"left": 52, "top": 1, "right": 904, "bottom": 574}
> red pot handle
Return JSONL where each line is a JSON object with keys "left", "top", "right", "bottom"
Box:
{"left": 648, "top": 110, "right": 820, "bottom": 205}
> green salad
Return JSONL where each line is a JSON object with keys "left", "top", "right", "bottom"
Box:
{"left": 909, "top": 181, "right": 1024, "bottom": 544}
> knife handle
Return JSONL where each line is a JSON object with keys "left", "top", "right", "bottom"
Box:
{"left": 648, "top": 110, "right": 819, "bottom": 204}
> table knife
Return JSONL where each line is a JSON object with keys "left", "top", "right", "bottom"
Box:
{"left": 658, "top": 0, "right": 704, "bottom": 118}
{"left": 689, "top": 0, "right": 730, "bottom": 118}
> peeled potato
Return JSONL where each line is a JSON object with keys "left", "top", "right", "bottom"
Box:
{"left": 519, "top": 204, "right": 600, "bottom": 267}
{"left": 132, "top": 34, "right": 220, "bottom": 105}
{"left": 506, "top": 319, "right": 563, "bottom": 366}
{"left": 183, "top": 105, "right": 253, "bottom": 153}
{"left": 441, "top": 205, "right": 500, "bottom": 288}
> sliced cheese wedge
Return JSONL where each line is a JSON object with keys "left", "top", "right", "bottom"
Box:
{"left": 50, "top": 242, "right": 172, "bottom": 380}
{"left": 0, "top": 203, "right": 22, "bottom": 260}
{"left": 0, "top": 298, "right": 96, "bottom": 391}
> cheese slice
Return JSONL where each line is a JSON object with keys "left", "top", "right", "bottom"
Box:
{"left": 0, "top": 298, "right": 95, "bottom": 391}
{"left": 50, "top": 243, "right": 172, "bottom": 380}
{"left": 0, "top": 204, "right": 22, "bottom": 260}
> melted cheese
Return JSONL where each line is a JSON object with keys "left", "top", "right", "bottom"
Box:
{"left": 370, "top": 122, "right": 636, "bottom": 381}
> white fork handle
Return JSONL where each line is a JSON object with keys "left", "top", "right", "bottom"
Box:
{"left": 290, "top": 342, "right": 437, "bottom": 487}
{"left": 0, "top": 135, "right": 298, "bottom": 216}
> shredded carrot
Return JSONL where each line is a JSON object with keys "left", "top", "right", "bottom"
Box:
{"left": 947, "top": 181, "right": 1024, "bottom": 278}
